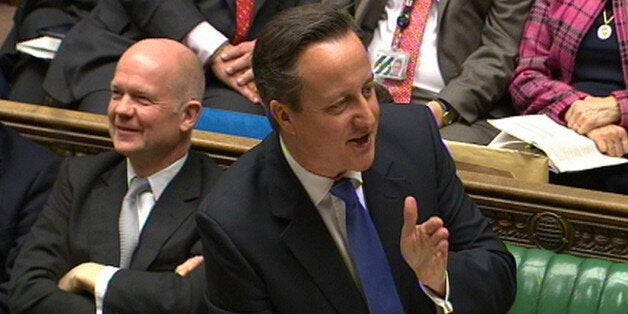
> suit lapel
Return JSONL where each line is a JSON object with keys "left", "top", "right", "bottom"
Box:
{"left": 264, "top": 136, "right": 367, "bottom": 312}
{"left": 363, "top": 144, "right": 415, "bottom": 309}
{"left": 131, "top": 154, "right": 202, "bottom": 270}
{"left": 88, "top": 161, "right": 127, "bottom": 266}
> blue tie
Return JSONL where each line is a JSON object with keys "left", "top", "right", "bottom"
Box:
{"left": 331, "top": 178, "right": 404, "bottom": 314}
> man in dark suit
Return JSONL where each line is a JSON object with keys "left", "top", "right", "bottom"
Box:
{"left": 9, "top": 38, "right": 222, "bottom": 313}
{"left": 0, "top": 122, "right": 59, "bottom": 314}
{"left": 41, "top": 0, "right": 318, "bottom": 114}
{"left": 331, "top": 0, "right": 533, "bottom": 144}
{"left": 197, "top": 4, "right": 516, "bottom": 313}
{"left": 0, "top": 0, "right": 97, "bottom": 104}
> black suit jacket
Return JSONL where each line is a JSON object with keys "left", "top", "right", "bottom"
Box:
{"left": 197, "top": 104, "right": 516, "bottom": 313}
{"left": 0, "top": 0, "right": 97, "bottom": 104}
{"left": 42, "top": 0, "right": 318, "bottom": 113}
{"left": 9, "top": 151, "right": 222, "bottom": 313}
{"left": 0, "top": 123, "right": 59, "bottom": 314}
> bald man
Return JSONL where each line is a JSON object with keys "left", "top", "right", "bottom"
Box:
{"left": 9, "top": 39, "right": 222, "bottom": 314}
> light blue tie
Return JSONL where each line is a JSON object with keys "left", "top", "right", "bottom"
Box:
{"left": 119, "top": 177, "right": 150, "bottom": 268}
{"left": 331, "top": 178, "right": 404, "bottom": 314}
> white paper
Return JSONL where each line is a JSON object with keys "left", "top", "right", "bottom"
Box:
{"left": 15, "top": 36, "right": 62, "bottom": 60}
{"left": 488, "top": 115, "right": 628, "bottom": 173}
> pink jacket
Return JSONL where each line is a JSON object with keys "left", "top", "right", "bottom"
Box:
{"left": 509, "top": 0, "right": 628, "bottom": 127}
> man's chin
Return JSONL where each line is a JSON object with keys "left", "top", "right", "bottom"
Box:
{"left": 112, "top": 142, "right": 140, "bottom": 157}
{"left": 350, "top": 155, "right": 375, "bottom": 172}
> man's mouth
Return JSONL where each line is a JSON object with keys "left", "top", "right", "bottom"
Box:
{"left": 350, "top": 133, "right": 370, "bottom": 145}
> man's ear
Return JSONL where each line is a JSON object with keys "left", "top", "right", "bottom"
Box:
{"left": 270, "top": 100, "right": 296, "bottom": 135}
{"left": 179, "top": 100, "right": 202, "bottom": 132}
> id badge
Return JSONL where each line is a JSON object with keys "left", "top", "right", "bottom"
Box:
{"left": 372, "top": 50, "right": 410, "bottom": 81}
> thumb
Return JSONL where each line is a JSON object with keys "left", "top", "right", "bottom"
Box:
{"left": 401, "top": 196, "right": 419, "bottom": 238}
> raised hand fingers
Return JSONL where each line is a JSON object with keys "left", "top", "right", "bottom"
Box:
{"left": 175, "top": 255, "right": 204, "bottom": 277}
{"left": 401, "top": 196, "right": 419, "bottom": 240}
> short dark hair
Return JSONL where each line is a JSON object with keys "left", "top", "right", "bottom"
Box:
{"left": 252, "top": 4, "right": 358, "bottom": 112}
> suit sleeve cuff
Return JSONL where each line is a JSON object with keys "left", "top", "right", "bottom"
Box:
{"left": 183, "top": 21, "right": 229, "bottom": 67}
{"left": 418, "top": 271, "right": 453, "bottom": 314}
{"left": 95, "top": 266, "right": 119, "bottom": 314}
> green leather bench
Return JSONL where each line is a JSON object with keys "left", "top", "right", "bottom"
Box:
{"left": 508, "top": 245, "right": 627, "bottom": 314}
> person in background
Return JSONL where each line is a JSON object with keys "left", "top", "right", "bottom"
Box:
{"left": 0, "top": 0, "right": 97, "bottom": 104}
{"left": 41, "top": 0, "right": 319, "bottom": 114}
{"left": 197, "top": 4, "right": 516, "bottom": 313}
{"left": 0, "top": 122, "right": 59, "bottom": 314}
{"left": 332, "top": 0, "right": 533, "bottom": 144}
{"left": 9, "top": 38, "right": 222, "bottom": 313}
{"left": 510, "top": 0, "right": 628, "bottom": 194}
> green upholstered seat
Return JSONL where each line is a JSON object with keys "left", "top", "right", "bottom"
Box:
{"left": 507, "top": 245, "right": 628, "bottom": 314}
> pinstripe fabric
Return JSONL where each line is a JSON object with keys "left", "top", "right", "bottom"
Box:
{"left": 509, "top": 0, "right": 628, "bottom": 127}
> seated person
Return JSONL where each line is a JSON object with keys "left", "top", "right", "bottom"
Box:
{"left": 0, "top": 122, "right": 59, "bottom": 314}
{"left": 332, "top": 0, "right": 533, "bottom": 144}
{"left": 510, "top": 0, "right": 628, "bottom": 194}
{"left": 41, "top": 0, "right": 319, "bottom": 114}
{"left": 9, "top": 38, "right": 223, "bottom": 313}
{"left": 0, "top": 0, "right": 97, "bottom": 104}
{"left": 197, "top": 4, "right": 516, "bottom": 313}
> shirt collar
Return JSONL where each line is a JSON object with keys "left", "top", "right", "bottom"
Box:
{"left": 126, "top": 154, "right": 188, "bottom": 201}
{"left": 280, "top": 136, "right": 362, "bottom": 206}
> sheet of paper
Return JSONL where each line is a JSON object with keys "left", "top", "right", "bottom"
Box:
{"left": 16, "top": 36, "right": 62, "bottom": 60}
{"left": 488, "top": 115, "right": 627, "bottom": 173}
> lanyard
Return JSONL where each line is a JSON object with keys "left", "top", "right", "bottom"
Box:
{"left": 391, "top": 0, "right": 417, "bottom": 49}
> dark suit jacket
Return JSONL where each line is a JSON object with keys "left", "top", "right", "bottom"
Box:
{"left": 9, "top": 151, "right": 222, "bottom": 314}
{"left": 0, "top": 123, "right": 59, "bottom": 314}
{"left": 332, "top": 0, "right": 532, "bottom": 125}
{"left": 42, "top": 0, "right": 318, "bottom": 114}
{"left": 0, "top": 0, "right": 96, "bottom": 104}
{"left": 197, "top": 104, "right": 517, "bottom": 313}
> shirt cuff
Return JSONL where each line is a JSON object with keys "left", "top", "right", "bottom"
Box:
{"left": 183, "top": 21, "right": 229, "bottom": 67}
{"left": 94, "top": 266, "right": 119, "bottom": 314}
{"left": 418, "top": 271, "right": 453, "bottom": 314}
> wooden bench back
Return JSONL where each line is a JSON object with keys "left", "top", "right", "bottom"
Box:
{"left": 1, "top": 100, "right": 626, "bottom": 262}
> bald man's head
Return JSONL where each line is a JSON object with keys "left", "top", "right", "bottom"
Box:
{"left": 118, "top": 38, "right": 205, "bottom": 104}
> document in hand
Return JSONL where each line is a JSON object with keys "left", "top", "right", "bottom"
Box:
{"left": 487, "top": 114, "right": 628, "bottom": 173}
{"left": 15, "top": 36, "right": 62, "bottom": 60}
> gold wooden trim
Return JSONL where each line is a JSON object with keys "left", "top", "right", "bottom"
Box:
{"left": 2, "top": 100, "right": 626, "bottom": 262}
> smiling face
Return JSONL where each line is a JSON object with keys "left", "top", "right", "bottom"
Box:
{"left": 272, "top": 32, "right": 379, "bottom": 178}
{"left": 107, "top": 39, "right": 202, "bottom": 176}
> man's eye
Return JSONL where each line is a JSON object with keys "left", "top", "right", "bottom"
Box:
{"left": 136, "top": 97, "right": 153, "bottom": 106}
{"left": 362, "top": 84, "right": 374, "bottom": 98}
{"left": 328, "top": 101, "right": 347, "bottom": 114}
{"left": 110, "top": 91, "right": 122, "bottom": 100}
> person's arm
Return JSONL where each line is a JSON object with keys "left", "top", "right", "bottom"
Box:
{"left": 100, "top": 241, "right": 206, "bottom": 313}
{"left": 424, "top": 106, "right": 517, "bottom": 312}
{"left": 439, "top": 0, "right": 534, "bottom": 124}
{"left": 0, "top": 155, "right": 59, "bottom": 313}
{"left": 118, "top": 0, "right": 260, "bottom": 103}
{"left": 118, "top": 0, "right": 207, "bottom": 41}
{"left": 196, "top": 211, "right": 276, "bottom": 313}
{"left": 610, "top": 91, "right": 628, "bottom": 129}
{"left": 9, "top": 160, "right": 95, "bottom": 313}
{"left": 509, "top": 0, "right": 589, "bottom": 124}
